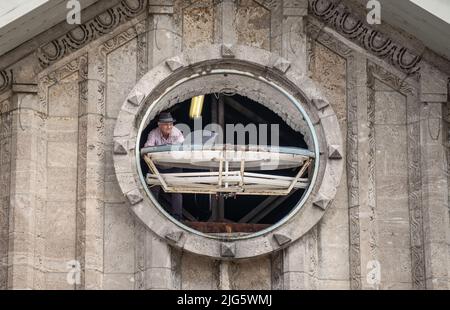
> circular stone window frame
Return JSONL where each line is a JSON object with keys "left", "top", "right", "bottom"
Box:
{"left": 113, "top": 44, "right": 344, "bottom": 259}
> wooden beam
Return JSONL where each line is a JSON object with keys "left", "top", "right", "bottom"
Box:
{"left": 238, "top": 195, "right": 278, "bottom": 223}
{"left": 250, "top": 191, "right": 295, "bottom": 224}
{"left": 223, "top": 96, "right": 298, "bottom": 145}
{"left": 224, "top": 95, "right": 267, "bottom": 124}
{"left": 218, "top": 94, "right": 225, "bottom": 221}
{"left": 143, "top": 154, "right": 169, "bottom": 189}
{"left": 183, "top": 208, "right": 197, "bottom": 221}
{"left": 210, "top": 94, "right": 218, "bottom": 221}
{"left": 286, "top": 159, "right": 311, "bottom": 193}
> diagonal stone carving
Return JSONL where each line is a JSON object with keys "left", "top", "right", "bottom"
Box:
{"left": 165, "top": 56, "right": 185, "bottom": 72}
{"left": 272, "top": 57, "right": 291, "bottom": 73}
{"left": 220, "top": 242, "right": 236, "bottom": 257}
{"left": 328, "top": 144, "right": 343, "bottom": 159}
{"left": 273, "top": 233, "right": 292, "bottom": 246}
{"left": 312, "top": 98, "right": 329, "bottom": 110}
{"left": 127, "top": 90, "right": 145, "bottom": 106}
{"left": 165, "top": 231, "right": 183, "bottom": 243}
{"left": 221, "top": 44, "right": 235, "bottom": 58}
{"left": 113, "top": 141, "right": 127, "bottom": 155}
{"left": 313, "top": 195, "right": 331, "bottom": 210}
{"left": 126, "top": 189, "right": 143, "bottom": 206}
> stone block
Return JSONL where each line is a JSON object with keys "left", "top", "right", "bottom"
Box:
{"left": 145, "top": 267, "right": 173, "bottom": 289}
{"left": 44, "top": 201, "right": 76, "bottom": 272}
{"left": 126, "top": 189, "right": 143, "bottom": 205}
{"left": 221, "top": 44, "right": 235, "bottom": 58}
{"left": 146, "top": 232, "right": 171, "bottom": 269}
{"left": 221, "top": 243, "right": 236, "bottom": 257}
{"left": 312, "top": 195, "right": 331, "bottom": 210}
{"left": 420, "top": 63, "right": 448, "bottom": 102}
{"left": 102, "top": 273, "right": 135, "bottom": 290}
{"left": 104, "top": 206, "right": 135, "bottom": 273}
{"left": 47, "top": 141, "right": 78, "bottom": 168}
{"left": 273, "top": 233, "right": 292, "bottom": 246}
{"left": 48, "top": 73, "right": 79, "bottom": 117}
{"left": 378, "top": 246, "right": 413, "bottom": 285}
{"left": 375, "top": 90, "right": 406, "bottom": 125}
{"left": 183, "top": 2, "right": 214, "bottom": 50}
{"left": 181, "top": 253, "right": 217, "bottom": 290}
{"left": 236, "top": 2, "right": 270, "bottom": 50}
{"left": 46, "top": 167, "right": 77, "bottom": 201}
{"left": 106, "top": 39, "right": 137, "bottom": 119}
{"left": 229, "top": 257, "right": 271, "bottom": 290}
{"left": 317, "top": 244, "right": 350, "bottom": 280}
{"left": 104, "top": 178, "right": 126, "bottom": 204}
{"left": 272, "top": 57, "right": 291, "bottom": 73}
{"left": 45, "top": 272, "right": 74, "bottom": 290}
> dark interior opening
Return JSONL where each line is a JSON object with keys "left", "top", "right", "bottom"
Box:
{"left": 140, "top": 93, "right": 309, "bottom": 235}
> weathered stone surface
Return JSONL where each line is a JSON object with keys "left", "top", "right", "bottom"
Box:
{"left": 312, "top": 98, "right": 329, "bottom": 110}
{"left": 312, "top": 195, "right": 331, "bottom": 210}
{"left": 165, "top": 231, "right": 183, "bottom": 243}
{"left": 420, "top": 62, "right": 448, "bottom": 102}
{"left": 48, "top": 72, "right": 79, "bottom": 117}
{"left": 328, "top": 145, "right": 343, "bottom": 160}
{"left": 182, "top": 0, "right": 214, "bottom": 49}
{"left": 106, "top": 39, "right": 137, "bottom": 118}
{"left": 272, "top": 57, "right": 291, "bottom": 73}
{"left": 104, "top": 205, "right": 135, "bottom": 274}
{"left": 273, "top": 233, "right": 292, "bottom": 246}
{"left": 221, "top": 243, "right": 236, "bottom": 258}
{"left": 221, "top": 44, "right": 235, "bottom": 58}
{"left": 125, "top": 189, "right": 143, "bottom": 205}
{"left": 181, "top": 253, "right": 218, "bottom": 290}
{"left": 127, "top": 90, "right": 145, "bottom": 106}
{"left": 113, "top": 141, "right": 127, "bottom": 155}
{"left": 2, "top": 0, "right": 450, "bottom": 291}
{"left": 229, "top": 257, "right": 271, "bottom": 290}
{"left": 165, "top": 56, "right": 185, "bottom": 72}
{"left": 102, "top": 273, "right": 135, "bottom": 290}
{"left": 236, "top": 0, "right": 270, "bottom": 50}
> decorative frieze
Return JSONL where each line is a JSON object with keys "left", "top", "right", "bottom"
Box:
{"left": 0, "top": 72, "right": 12, "bottom": 99}
{"left": 0, "top": 70, "right": 13, "bottom": 94}
{"left": 37, "top": 0, "right": 147, "bottom": 68}
{"left": 309, "top": 0, "right": 422, "bottom": 76}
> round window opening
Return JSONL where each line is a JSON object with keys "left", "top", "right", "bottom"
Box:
{"left": 135, "top": 69, "right": 320, "bottom": 240}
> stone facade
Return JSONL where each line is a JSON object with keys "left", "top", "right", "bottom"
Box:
{"left": 0, "top": 0, "right": 449, "bottom": 290}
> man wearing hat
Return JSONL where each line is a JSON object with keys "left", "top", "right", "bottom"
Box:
{"left": 144, "top": 112, "right": 184, "bottom": 220}
{"left": 144, "top": 112, "right": 184, "bottom": 147}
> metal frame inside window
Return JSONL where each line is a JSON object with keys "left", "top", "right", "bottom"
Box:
{"left": 141, "top": 144, "right": 314, "bottom": 196}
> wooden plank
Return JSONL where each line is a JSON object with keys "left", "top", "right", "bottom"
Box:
{"left": 218, "top": 156, "right": 224, "bottom": 186}
{"left": 286, "top": 159, "right": 311, "bottom": 193}
{"left": 143, "top": 154, "right": 169, "bottom": 189}
{"left": 239, "top": 157, "right": 245, "bottom": 187}
{"left": 244, "top": 172, "right": 308, "bottom": 182}
{"left": 147, "top": 175, "right": 309, "bottom": 188}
